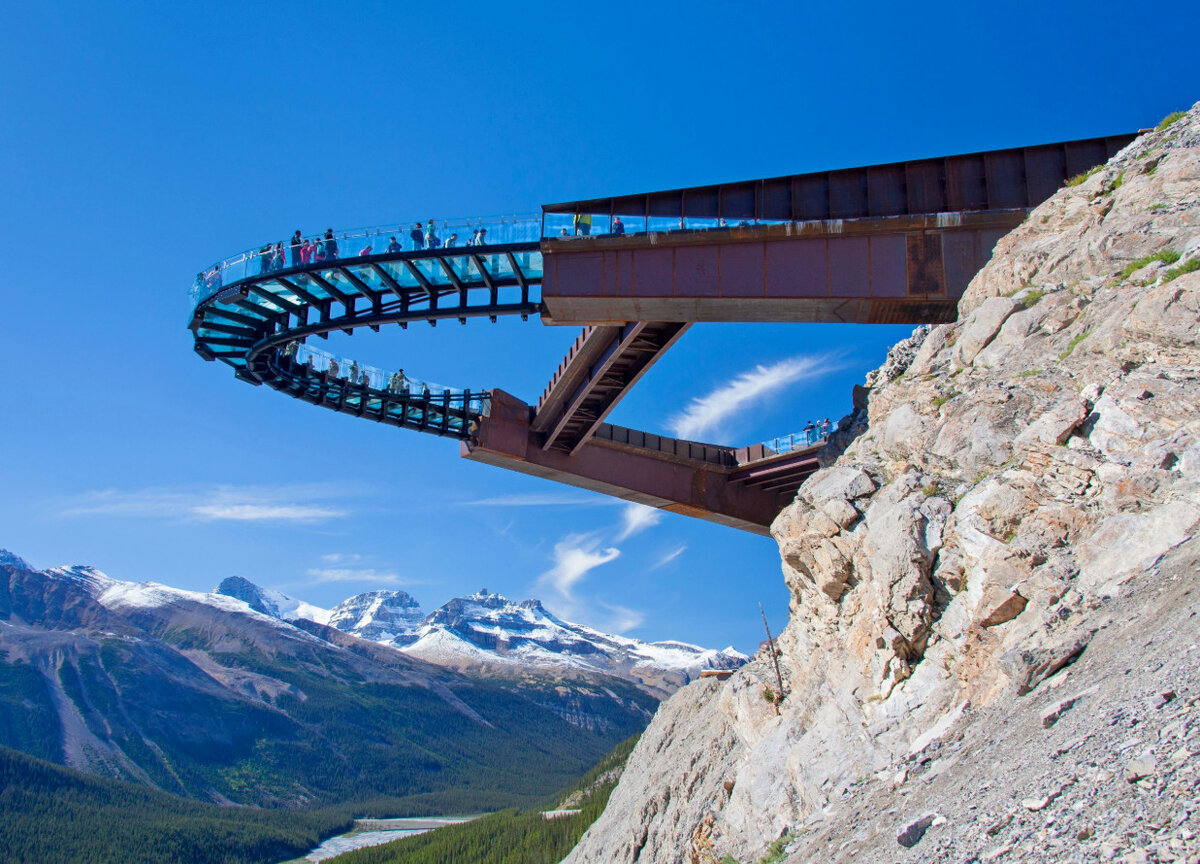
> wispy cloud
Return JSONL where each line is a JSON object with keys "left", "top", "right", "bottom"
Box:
{"left": 539, "top": 533, "right": 620, "bottom": 598}
{"left": 304, "top": 567, "right": 413, "bottom": 585}
{"left": 615, "top": 503, "right": 663, "bottom": 541}
{"left": 596, "top": 601, "right": 644, "bottom": 634}
{"left": 459, "top": 493, "right": 621, "bottom": 508}
{"left": 666, "top": 354, "right": 840, "bottom": 441}
{"left": 652, "top": 544, "right": 687, "bottom": 569}
{"left": 56, "top": 484, "right": 352, "bottom": 524}
{"left": 535, "top": 533, "right": 647, "bottom": 635}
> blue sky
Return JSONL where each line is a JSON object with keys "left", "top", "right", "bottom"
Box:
{"left": 1, "top": 1, "right": 1195, "bottom": 653}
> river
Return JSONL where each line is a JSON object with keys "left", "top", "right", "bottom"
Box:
{"left": 300, "top": 816, "right": 478, "bottom": 861}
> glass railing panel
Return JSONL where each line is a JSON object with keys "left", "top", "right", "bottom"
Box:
{"left": 376, "top": 261, "right": 421, "bottom": 289}
{"left": 410, "top": 258, "right": 444, "bottom": 287}
{"left": 192, "top": 214, "right": 544, "bottom": 310}
{"left": 348, "top": 264, "right": 388, "bottom": 294}
{"left": 289, "top": 272, "right": 333, "bottom": 301}
{"left": 516, "top": 251, "right": 543, "bottom": 280}
{"left": 268, "top": 280, "right": 306, "bottom": 306}
{"left": 320, "top": 268, "right": 355, "bottom": 295}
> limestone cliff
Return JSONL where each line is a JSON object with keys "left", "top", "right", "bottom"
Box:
{"left": 564, "top": 103, "right": 1200, "bottom": 864}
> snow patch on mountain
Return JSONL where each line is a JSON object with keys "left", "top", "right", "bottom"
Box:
{"left": 0, "top": 549, "right": 33, "bottom": 572}
{"left": 214, "top": 576, "right": 331, "bottom": 625}
{"left": 399, "top": 589, "right": 748, "bottom": 695}
{"left": 326, "top": 590, "right": 424, "bottom": 643}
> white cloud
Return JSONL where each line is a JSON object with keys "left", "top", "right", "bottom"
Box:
{"left": 615, "top": 503, "right": 664, "bottom": 541}
{"left": 57, "top": 484, "right": 351, "bottom": 524}
{"left": 652, "top": 544, "right": 687, "bottom": 569}
{"left": 667, "top": 354, "right": 839, "bottom": 442}
{"left": 539, "top": 533, "right": 620, "bottom": 598}
{"left": 536, "top": 534, "right": 645, "bottom": 636}
{"left": 304, "top": 567, "right": 410, "bottom": 585}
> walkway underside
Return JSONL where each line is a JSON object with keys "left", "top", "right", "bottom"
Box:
{"left": 465, "top": 391, "right": 820, "bottom": 535}
{"left": 532, "top": 322, "right": 690, "bottom": 454}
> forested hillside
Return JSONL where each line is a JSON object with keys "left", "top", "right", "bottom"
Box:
{"left": 329, "top": 735, "right": 639, "bottom": 864}
{"left": 0, "top": 745, "right": 356, "bottom": 864}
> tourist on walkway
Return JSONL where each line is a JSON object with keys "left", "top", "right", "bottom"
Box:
{"left": 573, "top": 213, "right": 592, "bottom": 236}
{"left": 290, "top": 231, "right": 303, "bottom": 266}
{"left": 313, "top": 238, "right": 326, "bottom": 263}
{"left": 425, "top": 220, "right": 439, "bottom": 249}
{"left": 258, "top": 245, "right": 271, "bottom": 274}
{"left": 359, "top": 243, "right": 372, "bottom": 257}
{"left": 272, "top": 242, "right": 286, "bottom": 271}
{"left": 821, "top": 418, "right": 832, "bottom": 438}
{"left": 444, "top": 233, "right": 458, "bottom": 248}
{"left": 803, "top": 420, "right": 816, "bottom": 443}
{"left": 612, "top": 216, "right": 625, "bottom": 236}
{"left": 476, "top": 227, "right": 487, "bottom": 246}
{"left": 388, "top": 369, "right": 408, "bottom": 394}
{"left": 385, "top": 236, "right": 402, "bottom": 253}
{"left": 301, "top": 238, "right": 315, "bottom": 264}
{"left": 410, "top": 223, "right": 425, "bottom": 250}
{"left": 323, "top": 229, "right": 339, "bottom": 261}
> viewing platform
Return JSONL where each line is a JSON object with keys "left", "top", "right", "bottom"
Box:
{"left": 188, "top": 133, "right": 1135, "bottom": 533}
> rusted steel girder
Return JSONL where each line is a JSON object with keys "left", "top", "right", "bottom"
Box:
{"left": 540, "top": 212, "right": 1022, "bottom": 326}
{"left": 465, "top": 390, "right": 822, "bottom": 534}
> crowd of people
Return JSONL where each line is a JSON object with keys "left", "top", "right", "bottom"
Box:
{"left": 200, "top": 222, "right": 503, "bottom": 286}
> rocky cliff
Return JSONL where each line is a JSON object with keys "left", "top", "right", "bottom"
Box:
{"left": 565, "top": 104, "right": 1200, "bottom": 864}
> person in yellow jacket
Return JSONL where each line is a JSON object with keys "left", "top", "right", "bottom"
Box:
{"left": 572, "top": 212, "right": 592, "bottom": 236}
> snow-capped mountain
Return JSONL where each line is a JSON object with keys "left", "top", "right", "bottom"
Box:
{"left": 214, "top": 575, "right": 331, "bottom": 624}
{"left": 214, "top": 578, "right": 747, "bottom": 696}
{"left": 400, "top": 589, "right": 747, "bottom": 696}
{"left": 0, "top": 549, "right": 656, "bottom": 806}
{"left": 326, "top": 590, "right": 424, "bottom": 643}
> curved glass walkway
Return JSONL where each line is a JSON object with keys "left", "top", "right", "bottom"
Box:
{"left": 189, "top": 215, "right": 544, "bottom": 438}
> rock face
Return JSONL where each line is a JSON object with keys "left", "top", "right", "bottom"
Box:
{"left": 565, "top": 104, "right": 1200, "bottom": 864}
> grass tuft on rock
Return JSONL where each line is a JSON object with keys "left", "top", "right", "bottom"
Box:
{"left": 1119, "top": 249, "right": 1181, "bottom": 279}
{"left": 1156, "top": 111, "right": 1186, "bottom": 131}
{"left": 1059, "top": 331, "right": 1090, "bottom": 361}
{"left": 1065, "top": 165, "right": 1102, "bottom": 187}
{"left": 1163, "top": 258, "right": 1200, "bottom": 284}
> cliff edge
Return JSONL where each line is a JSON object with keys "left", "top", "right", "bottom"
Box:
{"left": 564, "top": 103, "right": 1200, "bottom": 864}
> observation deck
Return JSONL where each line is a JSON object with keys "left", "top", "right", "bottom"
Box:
{"left": 189, "top": 132, "right": 1136, "bottom": 533}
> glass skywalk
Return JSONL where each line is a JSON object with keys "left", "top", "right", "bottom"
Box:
{"left": 189, "top": 214, "right": 544, "bottom": 438}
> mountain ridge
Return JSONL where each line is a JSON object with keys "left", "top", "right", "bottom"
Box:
{"left": 209, "top": 578, "right": 746, "bottom": 697}
{"left": 0, "top": 550, "right": 657, "bottom": 808}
